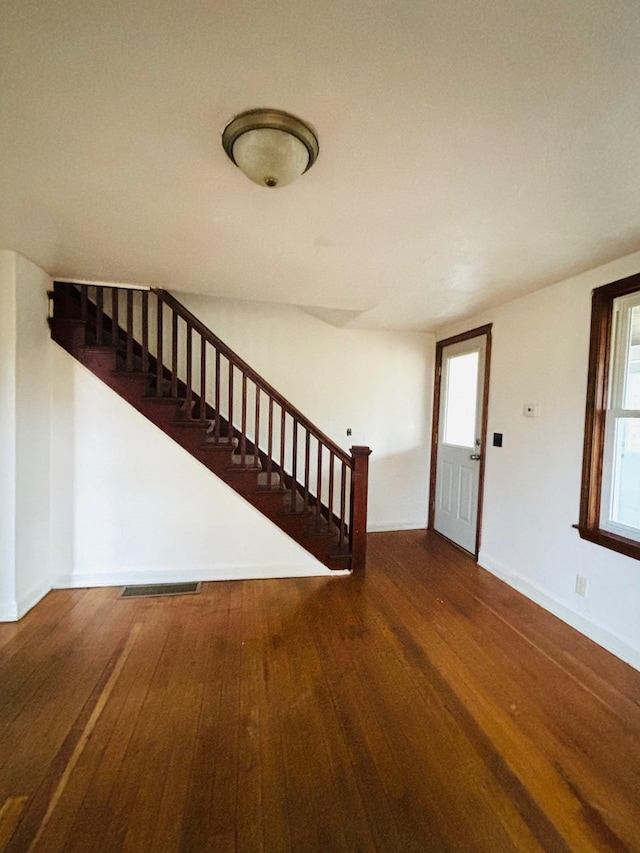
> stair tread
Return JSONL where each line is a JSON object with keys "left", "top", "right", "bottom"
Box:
{"left": 169, "top": 419, "right": 210, "bottom": 428}
{"left": 304, "top": 527, "right": 341, "bottom": 539}
{"left": 79, "top": 344, "right": 117, "bottom": 352}
{"left": 141, "top": 395, "right": 184, "bottom": 403}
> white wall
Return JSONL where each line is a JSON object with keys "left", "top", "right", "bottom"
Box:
{"left": 180, "top": 294, "right": 434, "bottom": 531}
{"left": 14, "top": 254, "right": 52, "bottom": 609}
{"left": 0, "top": 251, "right": 17, "bottom": 619}
{"left": 437, "top": 249, "right": 640, "bottom": 669}
{"left": 51, "top": 347, "right": 339, "bottom": 586}
{"left": 0, "top": 251, "right": 53, "bottom": 619}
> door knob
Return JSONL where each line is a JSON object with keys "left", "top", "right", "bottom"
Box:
{"left": 469, "top": 453, "right": 482, "bottom": 461}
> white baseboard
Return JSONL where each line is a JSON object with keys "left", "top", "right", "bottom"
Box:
{"left": 478, "top": 550, "right": 640, "bottom": 672}
{"left": 55, "top": 562, "right": 349, "bottom": 589}
{"left": 0, "top": 600, "right": 18, "bottom": 621}
{"left": 0, "top": 580, "right": 52, "bottom": 622}
{"left": 17, "top": 580, "right": 52, "bottom": 619}
{"left": 368, "top": 521, "right": 426, "bottom": 532}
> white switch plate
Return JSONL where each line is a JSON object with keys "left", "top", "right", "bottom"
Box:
{"left": 523, "top": 404, "right": 538, "bottom": 418}
{"left": 575, "top": 575, "right": 588, "bottom": 597}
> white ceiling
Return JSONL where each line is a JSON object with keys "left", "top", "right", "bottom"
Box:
{"left": 2, "top": 0, "right": 640, "bottom": 331}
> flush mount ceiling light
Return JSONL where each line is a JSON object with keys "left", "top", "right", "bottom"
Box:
{"left": 222, "top": 108, "right": 319, "bottom": 188}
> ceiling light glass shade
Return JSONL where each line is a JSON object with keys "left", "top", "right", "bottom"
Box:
{"left": 222, "top": 109, "right": 319, "bottom": 189}
{"left": 232, "top": 128, "right": 309, "bottom": 188}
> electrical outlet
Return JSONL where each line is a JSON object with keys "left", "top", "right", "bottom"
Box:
{"left": 575, "top": 575, "right": 588, "bottom": 597}
{"left": 523, "top": 404, "right": 539, "bottom": 418}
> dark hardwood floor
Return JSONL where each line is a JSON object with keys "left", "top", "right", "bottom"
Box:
{"left": 1, "top": 530, "right": 640, "bottom": 852}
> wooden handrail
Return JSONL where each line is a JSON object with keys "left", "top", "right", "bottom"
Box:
{"left": 154, "top": 288, "right": 352, "bottom": 466}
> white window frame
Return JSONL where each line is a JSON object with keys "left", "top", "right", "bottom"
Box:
{"left": 579, "top": 274, "right": 640, "bottom": 561}
{"left": 600, "top": 292, "right": 640, "bottom": 540}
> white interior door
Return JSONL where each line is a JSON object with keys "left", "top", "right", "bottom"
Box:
{"left": 433, "top": 335, "right": 486, "bottom": 554}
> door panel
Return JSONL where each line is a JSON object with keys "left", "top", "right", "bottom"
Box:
{"left": 440, "top": 461, "right": 454, "bottom": 514}
{"left": 459, "top": 466, "right": 474, "bottom": 524}
{"left": 433, "top": 334, "right": 487, "bottom": 554}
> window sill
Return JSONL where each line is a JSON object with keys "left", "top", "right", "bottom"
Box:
{"left": 574, "top": 524, "right": 640, "bottom": 561}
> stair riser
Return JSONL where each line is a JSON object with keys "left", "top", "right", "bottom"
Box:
{"left": 112, "top": 377, "right": 150, "bottom": 406}
{"left": 272, "top": 513, "right": 315, "bottom": 538}
{"left": 50, "top": 320, "right": 86, "bottom": 350}
{"left": 249, "top": 491, "right": 288, "bottom": 514}
{"left": 192, "top": 450, "right": 234, "bottom": 474}
{"left": 304, "top": 536, "right": 348, "bottom": 562}
{"left": 165, "top": 424, "right": 211, "bottom": 454}
{"left": 224, "top": 469, "right": 265, "bottom": 491}
{"left": 75, "top": 349, "right": 118, "bottom": 376}
{"left": 137, "top": 401, "right": 184, "bottom": 429}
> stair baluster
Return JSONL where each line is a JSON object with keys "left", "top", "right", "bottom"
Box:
{"left": 171, "top": 311, "right": 179, "bottom": 398}
{"left": 199, "top": 337, "right": 207, "bottom": 421}
{"left": 96, "top": 287, "right": 104, "bottom": 345}
{"left": 141, "top": 291, "right": 149, "bottom": 374}
{"left": 185, "top": 325, "right": 193, "bottom": 414}
{"left": 240, "top": 373, "right": 248, "bottom": 463}
{"left": 126, "top": 290, "right": 134, "bottom": 370}
{"left": 214, "top": 350, "right": 221, "bottom": 440}
{"left": 155, "top": 298, "right": 163, "bottom": 396}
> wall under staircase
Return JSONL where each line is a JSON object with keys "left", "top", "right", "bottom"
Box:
{"left": 51, "top": 349, "right": 346, "bottom": 588}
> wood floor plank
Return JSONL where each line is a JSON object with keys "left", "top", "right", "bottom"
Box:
{"left": 0, "top": 589, "right": 89, "bottom": 656}
{"left": 251, "top": 580, "right": 292, "bottom": 853}
{"left": 0, "top": 591, "right": 136, "bottom": 814}
{"left": 235, "top": 580, "right": 265, "bottom": 853}
{"left": 149, "top": 599, "right": 213, "bottom": 853}
{"left": 1, "top": 532, "right": 640, "bottom": 851}
{"left": 25, "top": 610, "right": 165, "bottom": 853}
{"left": 261, "top": 576, "right": 353, "bottom": 852}
{"left": 94, "top": 606, "right": 189, "bottom": 853}
{"left": 287, "top": 576, "right": 380, "bottom": 852}
{"left": 309, "top": 574, "right": 546, "bottom": 852}
{"left": 0, "top": 797, "right": 27, "bottom": 852}
{"left": 207, "top": 581, "right": 243, "bottom": 853}
{"left": 178, "top": 583, "right": 233, "bottom": 852}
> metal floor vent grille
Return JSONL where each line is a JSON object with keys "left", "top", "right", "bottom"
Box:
{"left": 121, "top": 582, "right": 201, "bottom": 599}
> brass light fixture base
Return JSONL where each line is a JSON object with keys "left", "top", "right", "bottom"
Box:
{"left": 222, "top": 108, "right": 319, "bottom": 184}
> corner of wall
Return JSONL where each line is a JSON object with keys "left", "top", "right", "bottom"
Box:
{"left": 0, "top": 250, "right": 17, "bottom": 620}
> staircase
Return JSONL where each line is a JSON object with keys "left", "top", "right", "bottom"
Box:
{"left": 49, "top": 282, "right": 371, "bottom": 572}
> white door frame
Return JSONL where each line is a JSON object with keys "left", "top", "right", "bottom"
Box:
{"left": 429, "top": 324, "right": 492, "bottom": 558}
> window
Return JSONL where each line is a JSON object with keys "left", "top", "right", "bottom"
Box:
{"left": 443, "top": 351, "right": 479, "bottom": 448}
{"left": 579, "top": 274, "right": 640, "bottom": 560}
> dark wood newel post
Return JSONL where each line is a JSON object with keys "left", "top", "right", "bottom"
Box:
{"left": 350, "top": 445, "right": 372, "bottom": 574}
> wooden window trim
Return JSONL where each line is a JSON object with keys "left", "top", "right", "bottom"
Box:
{"left": 578, "top": 273, "right": 640, "bottom": 561}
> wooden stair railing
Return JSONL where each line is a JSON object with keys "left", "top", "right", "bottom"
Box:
{"left": 49, "top": 282, "right": 371, "bottom": 572}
